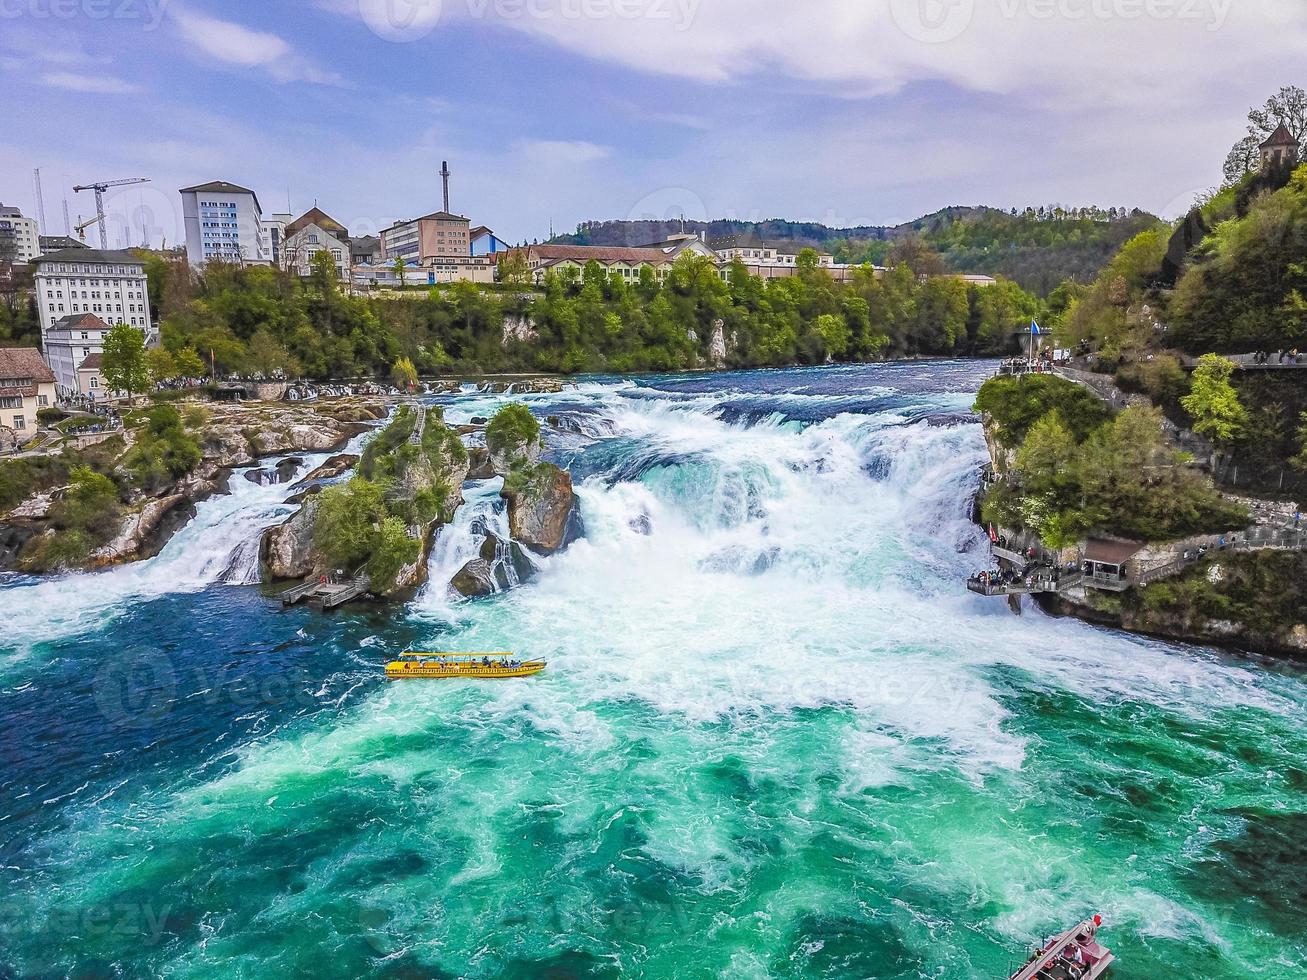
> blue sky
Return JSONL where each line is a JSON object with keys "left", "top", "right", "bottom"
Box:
{"left": 2, "top": 0, "right": 1304, "bottom": 248}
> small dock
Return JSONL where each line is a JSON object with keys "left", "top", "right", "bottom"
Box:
{"left": 281, "top": 575, "right": 370, "bottom": 610}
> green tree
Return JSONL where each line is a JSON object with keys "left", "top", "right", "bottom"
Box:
{"left": 499, "top": 250, "right": 531, "bottom": 286}
{"left": 391, "top": 355, "right": 418, "bottom": 391}
{"left": 100, "top": 323, "right": 151, "bottom": 399}
{"left": 1182, "top": 353, "right": 1248, "bottom": 445}
{"left": 173, "top": 347, "right": 207, "bottom": 379}
{"left": 145, "top": 347, "right": 178, "bottom": 383}
{"left": 392, "top": 257, "right": 408, "bottom": 289}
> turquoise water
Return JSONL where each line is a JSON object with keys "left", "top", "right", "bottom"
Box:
{"left": 1, "top": 362, "right": 1304, "bottom": 978}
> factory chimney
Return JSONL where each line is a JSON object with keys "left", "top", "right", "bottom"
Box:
{"left": 440, "top": 161, "right": 451, "bottom": 213}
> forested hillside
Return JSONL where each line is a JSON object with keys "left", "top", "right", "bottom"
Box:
{"left": 555, "top": 206, "right": 1158, "bottom": 295}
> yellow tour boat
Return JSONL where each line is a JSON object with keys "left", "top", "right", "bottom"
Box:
{"left": 384, "top": 653, "right": 546, "bottom": 680}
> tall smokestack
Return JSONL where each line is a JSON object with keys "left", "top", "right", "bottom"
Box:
{"left": 440, "top": 160, "right": 451, "bottom": 213}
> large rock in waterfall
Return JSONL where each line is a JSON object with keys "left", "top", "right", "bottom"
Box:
{"left": 501, "top": 463, "right": 577, "bottom": 555}
{"left": 260, "top": 407, "right": 470, "bottom": 598}
{"left": 487, "top": 428, "right": 542, "bottom": 477}
{"left": 262, "top": 495, "right": 322, "bottom": 580}
{"left": 466, "top": 447, "right": 496, "bottom": 481}
{"left": 451, "top": 558, "right": 499, "bottom": 598}
{"left": 450, "top": 520, "right": 537, "bottom": 597}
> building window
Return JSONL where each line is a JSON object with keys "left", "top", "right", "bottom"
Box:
{"left": 12, "top": 415, "right": 24, "bottom": 430}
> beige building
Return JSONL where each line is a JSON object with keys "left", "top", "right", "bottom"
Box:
{"left": 380, "top": 211, "right": 471, "bottom": 264}
{"left": 509, "top": 235, "right": 717, "bottom": 285}
{"left": 76, "top": 353, "right": 107, "bottom": 401}
{"left": 0, "top": 204, "right": 41, "bottom": 264}
{"left": 0, "top": 347, "right": 57, "bottom": 447}
{"left": 281, "top": 207, "right": 352, "bottom": 280}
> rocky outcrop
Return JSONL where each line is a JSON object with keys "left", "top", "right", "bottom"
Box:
{"left": 451, "top": 521, "right": 537, "bottom": 597}
{"left": 502, "top": 464, "right": 577, "bottom": 555}
{"left": 708, "top": 319, "right": 727, "bottom": 369}
{"left": 299, "top": 453, "right": 359, "bottom": 484}
{"left": 488, "top": 433, "right": 541, "bottom": 477}
{"left": 466, "top": 447, "right": 496, "bottom": 481}
{"left": 262, "top": 495, "right": 322, "bottom": 581}
{"left": 451, "top": 559, "right": 499, "bottom": 598}
{"left": 89, "top": 494, "right": 197, "bottom": 567}
{"left": 260, "top": 407, "right": 471, "bottom": 599}
{"left": 200, "top": 401, "right": 382, "bottom": 468}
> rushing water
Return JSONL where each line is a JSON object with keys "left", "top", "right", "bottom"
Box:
{"left": 0, "top": 362, "right": 1303, "bottom": 979}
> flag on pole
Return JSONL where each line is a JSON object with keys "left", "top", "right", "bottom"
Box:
{"left": 1030, "top": 319, "right": 1041, "bottom": 335}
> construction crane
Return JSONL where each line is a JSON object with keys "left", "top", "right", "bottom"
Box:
{"left": 75, "top": 213, "right": 105, "bottom": 242}
{"left": 72, "top": 177, "right": 149, "bottom": 249}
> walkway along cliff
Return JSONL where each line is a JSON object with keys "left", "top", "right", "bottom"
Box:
{"left": 969, "top": 361, "right": 1307, "bottom": 656}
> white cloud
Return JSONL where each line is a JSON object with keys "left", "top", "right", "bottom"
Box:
{"left": 337, "top": 0, "right": 1306, "bottom": 113}
{"left": 40, "top": 72, "right": 142, "bottom": 94}
{"left": 170, "top": 6, "right": 347, "bottom": 86}
{"left": 514, "top": 139, "right": 613, "bottom": 166}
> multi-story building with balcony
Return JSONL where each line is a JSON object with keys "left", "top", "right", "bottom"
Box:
{"left": 179, "top": 180, "right": 267, "bottom": 267}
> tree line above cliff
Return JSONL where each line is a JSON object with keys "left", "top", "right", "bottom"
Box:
{"left": 554, "top": 206, "right": 1159, "bottom": 296}
{"left": 135, "top": 249, "right": 1044, "bottom": 380}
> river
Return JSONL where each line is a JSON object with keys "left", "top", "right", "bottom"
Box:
{"left": 1, "top": 361, "right": 1303, "bottom": 978}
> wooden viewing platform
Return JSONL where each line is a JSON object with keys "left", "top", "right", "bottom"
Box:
{"left": 281, "top": 575, "right": 370, "bottom": 610}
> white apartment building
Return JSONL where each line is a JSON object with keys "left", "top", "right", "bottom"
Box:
{"left": 261, "top": 212, "right": 291, "bottom": 268}
{"left": 0, "top": 204, "right": 41, "bottom": 263}
{"left": 179, "top": 181, "right": 267, "bottom": 267}
{"left": 31, "top": 249, "right": 154, "bottom": 393}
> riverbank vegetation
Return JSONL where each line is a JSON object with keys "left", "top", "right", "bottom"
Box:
{"left": 977, "top": 374, "right": 1246, "bottom": 547}
{"left": 138, "top": 248, "right": 1045, "bottom": 380}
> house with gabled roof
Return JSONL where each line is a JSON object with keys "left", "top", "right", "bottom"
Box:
{"left": 0, "top": 347, "right": 57, "bottom": 446}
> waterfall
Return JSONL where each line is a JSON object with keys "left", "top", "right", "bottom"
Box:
{"left": 0, "top": 427, "right": 378, "bottom": 662}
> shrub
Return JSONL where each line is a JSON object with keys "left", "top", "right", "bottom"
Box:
{"left": 485, "top": 403, "right": 540, "bottom": 458}
{"left": 974, "top": 374, "right": 1110, "bottom": 447}
{"left": 122, "top": 406, "right": 202, "bottom": 491}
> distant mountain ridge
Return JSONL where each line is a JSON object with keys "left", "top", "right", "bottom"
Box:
{"left": 550, "top": 205, "right": 1163, "bottom": 295}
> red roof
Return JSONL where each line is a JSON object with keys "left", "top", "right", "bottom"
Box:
{"left": 524, "top": 244, "right": 677, "bottom": 265}
{"left": 285, "top": 207, "right": 348, "bottom": 238}
{"left": 53, "top": 312, "right": 111, "bottom": 332}
{"left": 79, "top": 353, "right": 104, "bottom": 370}
{"left": 1261, "top": 123, "right": 1299, "bottom": 148}
{"left": 0, "top": 346, "right": 55, "bottom": 398}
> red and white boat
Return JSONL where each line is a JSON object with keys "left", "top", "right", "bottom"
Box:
{"left": 1007, "top": 916, "right": 1114, "bottom": 980}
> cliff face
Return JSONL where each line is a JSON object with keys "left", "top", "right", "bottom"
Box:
{"left": 0, "top": 400, "right": 382, "bottom": 575}
{"left": 260, "top": 406, "right": 470, "bottom": 598}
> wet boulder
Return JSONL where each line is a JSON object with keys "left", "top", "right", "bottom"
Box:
{"left": 501, "top": 463, "right": 577, "bottom": 555}
{"left": 451, "top": 558, "right": 498, "bottom": 598}
{"left": 261, "top": 496, "right": 322, "bottom": 580}
{"left": 466, "top": 447, "right": 496, "bottom": 481}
